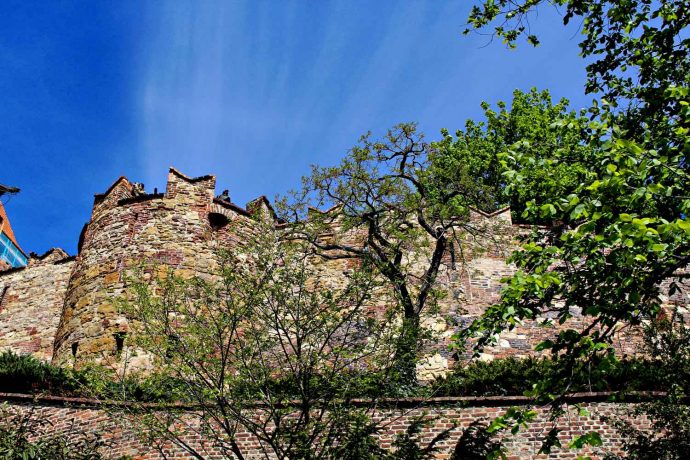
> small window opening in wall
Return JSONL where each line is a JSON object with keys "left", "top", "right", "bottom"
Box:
{"left": 71, "top": 342, "right": 78, "bottom": 357}
{"left": 166, "top": 334, "right": 179, "bottom": 359}
{"left": 209, "top": 212, "right": 230, "bottom": 230}
{"left": 114, "top": 332, "right": 126, "bottom": 356}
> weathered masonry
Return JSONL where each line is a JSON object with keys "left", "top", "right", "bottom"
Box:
{"left": 0, "top": 392, "right": 649, "bottom": 459}
{"left": 0, "top": 168, "right": 650, "bottom": 376}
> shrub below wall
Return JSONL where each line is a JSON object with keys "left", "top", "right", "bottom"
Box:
{"left": 0, "top": 351, "right": 84, "bottom": 396}
{"left": 0, "top": 351, "right": 678, "bottom": 401}
{"left": 431, "top": 357, "right": 670, "bottom": 397}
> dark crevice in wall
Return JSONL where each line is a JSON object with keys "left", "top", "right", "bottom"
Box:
{"left": 0, "top": 285, "right": 8, "bottom": 310}
{"left": 113, "top": 332, "right": 125, "bottom": 356}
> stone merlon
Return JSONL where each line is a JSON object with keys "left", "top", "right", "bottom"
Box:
{"left": 0, "top": 168, "right": 650, "bottom": 375}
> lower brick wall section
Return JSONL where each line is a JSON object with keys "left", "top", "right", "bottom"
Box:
{"left": 1, "top": 393, "right": 648, "bottom": 459}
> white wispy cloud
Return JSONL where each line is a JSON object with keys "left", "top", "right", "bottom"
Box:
{"left": 135, "top": 1, "right": 586, "bottom": 204}
{"left": 136, "top": 1, "right": 438, "bottom": 199}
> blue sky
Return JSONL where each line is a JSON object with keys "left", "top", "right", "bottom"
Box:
{"left": 1, "top": 1, "right": 589, "bottom": 255}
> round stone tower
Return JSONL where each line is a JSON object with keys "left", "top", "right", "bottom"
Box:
{"left": 52, "top": 168, "right": 267, "bottom": 367}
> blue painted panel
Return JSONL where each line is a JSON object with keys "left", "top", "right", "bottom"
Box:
{"left": 0, "top": 232, "right": 27, "bottom": 267}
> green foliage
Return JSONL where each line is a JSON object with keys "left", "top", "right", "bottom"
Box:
{"left": 465, "top": 1, "right": 690, "bottom": 127}
{"left": 461, "top": 3, "right": 690, "bottom": 434}
{"left": 433, "top": 357, "right": 549, "bottom": 396}
{"left": 432, "top": 356, "right": 674, "bottom": 398}
{"left": 569, "top": 431, "right": 603, "bottom": 450}
{"left": 459, "top": 83, "right": 690, "bottom": 402}
{"left": 430, "top": 88, "right": 594, "bottom": 221}
{"left": 280, "top": 122, "right": 507, "bottom": 385}
{"left": 0, "top": 350, "right": 84, "bottom": 396}
{"left": 85, "top": 368, "right": 189, "bottom": 403}
{"left": 451, "top": 421, "right": 505, "bottom": 460}
{"left": 487, "top": 407, "right": 537, "bottom": 436}
{"left": 0, "top": 351, "right": 189, "bottom": 402}
{"left": 0, "top": 404, "right": 106, "bottom": 460}
{"left": 115, "top": 222, "right": 401, "bottom": 460}
{"left": 1, "top": 351, "right": 675, "bottom": 401}
{"left": 605, "top": 315, "right": 690, "bottom": 459}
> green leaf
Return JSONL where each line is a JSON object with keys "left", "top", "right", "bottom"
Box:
{"left": 540, "top": 203, "right": 557, "bottom": 217}
{"left": 678, "top": 219, "right": 690, "bottom": 232}
{"left": 534, "top": 340, "right": 554, "bottom": 352}
{"left": 569, "top": 432, "right": 603, "bottom": 449}
{"left": 651, "top": 243, "right": 668, "bottom": 252}
{"left": 570, "top": 203, "right": 588, "bottom": 220}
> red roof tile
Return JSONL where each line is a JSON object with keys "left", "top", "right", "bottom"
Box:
{"left": 0, "top": 201, "right": 23, "bottom": 254}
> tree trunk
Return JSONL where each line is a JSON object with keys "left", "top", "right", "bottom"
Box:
{"left": 392, "top": 315, "right": 420, "bottom": 392}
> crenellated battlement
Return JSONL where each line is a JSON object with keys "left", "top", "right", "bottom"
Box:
{"left": 0, "top": 168, "right": 649, "bottom": 376}
{"left": 52, "top": 168, "right": 274, "bottom": 366}
{"left": 89, "top": 168, "right": 281, "bottom": 225}
{"left": 87, "top": 167, "right": 520, "bottom": 239}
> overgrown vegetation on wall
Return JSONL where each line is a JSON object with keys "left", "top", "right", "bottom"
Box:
{"left": 0, "top": 351, "right": 83, "bottom": 396}
{"left": 459, "top": 0, "right": 690, "bottom": 455}
{"left": 0, "top": 0, "right": 687, "bottom": 457}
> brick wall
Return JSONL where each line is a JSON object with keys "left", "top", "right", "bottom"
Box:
{"left": 2, "top": 392, "right": 648, "bottom": 459}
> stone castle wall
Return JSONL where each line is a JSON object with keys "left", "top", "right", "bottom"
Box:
{"left": 0, "top": 249, "right": 74, "bottom": 361}
{"left": 0, "top": 167, "right": 646, "bottom": 373}
{"left": 53, "top": 169, "right": 269, "bottom": 367}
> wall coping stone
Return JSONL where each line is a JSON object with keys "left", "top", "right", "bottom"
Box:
{"left": 117, "top": 193, "right": 165, "bottom": 206}
{"left": 168, "top": 167, "right": 215, "bottom": 183}
{"left": 0, "top": 249, "right": 74, "bottom": 277}
{"left": 0, "top": 391, "right": 669, "bottom": 410}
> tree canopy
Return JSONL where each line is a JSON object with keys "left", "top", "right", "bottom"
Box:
{"left": 116, "top": 221, "right": 400, "bottom": 459}
{"left": 430, "top": 87, "right": 594, "bottom": 222}
{"left": 460, "top": 0, "right": 690, "bottom": 453}
{"left": 278, "top": 123, "right": 511, "bottom": 387}
{"left": 466, "top": 0, "right": 690, "bottom": 125}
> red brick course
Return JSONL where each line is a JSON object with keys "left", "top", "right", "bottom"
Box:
{"left": 1, "top": 392, "right": 650, "bottom": 459}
